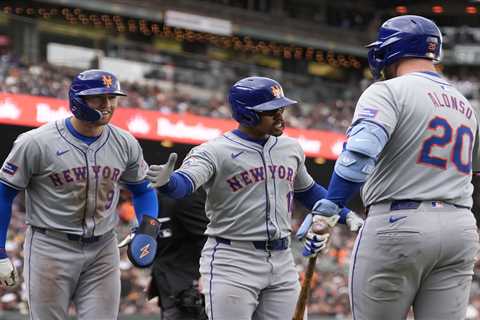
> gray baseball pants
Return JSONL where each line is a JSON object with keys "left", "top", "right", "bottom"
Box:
{"left": 199, "top": 237, "right": 302, "bottom": 320}
{"left": 23, "top": 226, "right": 120, "bottom": 320}
{"left": 349, "top": 201, "right": 479, "bottom": 320}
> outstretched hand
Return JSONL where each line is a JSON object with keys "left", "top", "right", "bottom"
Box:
{"left": 146, "top": 153, "right": 178, "bottom": 189}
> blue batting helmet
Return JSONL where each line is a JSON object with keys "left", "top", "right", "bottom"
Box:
{"left": 366, "top": 15, "right": 442, "bottom": 80}
{"left": 69, "top": 69, "right": 126, "bottom": 122}
{"left": 228, "top": 77, "right": 297, "bottom": 127}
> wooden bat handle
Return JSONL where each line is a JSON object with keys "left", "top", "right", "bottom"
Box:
{"left": 292, "top": 255, "right": 318, "bottom": 320}
{"left": 293, "top": 218, "right": 331, "bottom": 320}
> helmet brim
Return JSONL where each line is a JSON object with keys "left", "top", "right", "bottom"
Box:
{"left": 249, "top": 96, "right": 297, "bottom": 111}
{"left": 77, "top": 88, "right": 127, "bottom": 96}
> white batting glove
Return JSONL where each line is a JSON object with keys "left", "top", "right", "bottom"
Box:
{"left": 346, "top": 211, "right": 364, "bottom": 232}
{"left": 0, "top": 258, "right": 18, "bottom": 288}
{"left": 303, "top": 232, "right": 330, "bottom": 257}
{"left": 301, "top": 215, "right": 339, "bottom": 258}
{"left": 146, "top": 153, "right": 178, "bottom": 188}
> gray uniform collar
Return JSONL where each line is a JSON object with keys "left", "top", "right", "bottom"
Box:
{"left": 224, "top": 131, "right": 277, "bottom": 151}
{"left": 55, "top": 119, "right": 111, "bottom": 153}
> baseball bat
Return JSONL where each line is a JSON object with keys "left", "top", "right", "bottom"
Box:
{"left": 292, "top": 216, "right": 338, "bottom": 320}
{"left": 292, "top": 254, "right": 317, "bottom": 320}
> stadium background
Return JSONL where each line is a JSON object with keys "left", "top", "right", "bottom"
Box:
{"left": 0, "top": 0, "right": 479, "bottom": 319}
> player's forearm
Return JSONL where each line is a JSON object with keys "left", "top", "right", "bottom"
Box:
{"left": 294, "top": 182, "right": 327, "bottom": 208}
{"left": 128, "top": 181, "right": 159, "bottom": 220}
{"left": 158, "top": 172, "right": 194, "bottom": 199}
{"left": 295, "top": 181, "right": 353, "bottom": 224}
{"left": 326, "top": 171, "right": 363, "bottom": 207}
{"left": 0, "top": 183, "right": 18, "bottom": 258}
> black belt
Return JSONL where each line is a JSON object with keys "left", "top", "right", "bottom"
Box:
{"left": 32, "top": 226, "right": 104, "bottom": 243}
{"left": 215, "top": 236, "right": 289, "bottom": 251}
{"left": 366, "top": 200, "right": 470, "bottom": 215}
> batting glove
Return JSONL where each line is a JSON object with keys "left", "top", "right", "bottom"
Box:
{"left": 296, "top": 199, "right": 341, "bottom": 239}
{"left": 298, "top": 215, "right": 339, "bottom": 257}
{"left": 303, "top": 232, "right": 330, "bottom": 257}
{"left": 0, "top": 258, "right": 18, "bottom": 288}
{"left": 346, "top": 211, "right": 364, "bottom": 232}
{"left": 146, "top": 153, "right": 178, "bottom": 188}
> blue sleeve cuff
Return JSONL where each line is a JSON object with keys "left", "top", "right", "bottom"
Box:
{"left": 125, "top": 180, "right": 159, "bottom": 221}
{"left": 158, "top": 172, "right": 194, "bottom": 199}
{"left": 339, "top": 208, "right": 350, "bottom": 225}
{"left": 0, "top": 182, "right": 18, "bottom": 258}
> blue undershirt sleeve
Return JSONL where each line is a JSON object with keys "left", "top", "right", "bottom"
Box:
{"left": 326, "top": 171, "right": 363, "bottom": 208}
{"left": 0, "top": 182, "right": 19, "bottom": 259}
{"left": 294, "top": 180, "right": 360, "bottom": 225}
{"left": 158, "top": 172, "right": 194, "bottom": 199}
{"left": 125, "top": 180, "right": 159, "bottom": 222}
{"left": 294, "top": 183, "right": 327, "bottom": 209}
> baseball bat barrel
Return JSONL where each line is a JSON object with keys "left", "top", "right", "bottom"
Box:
{"left": 292, "top": 255, "right": 317, "bottom": 320}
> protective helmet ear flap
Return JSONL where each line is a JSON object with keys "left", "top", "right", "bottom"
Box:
{"left": 230, "top": 99, "right": 261, "bottom": 127}
{"left": 69, "top": 90, "right": 102, "bottom": 122}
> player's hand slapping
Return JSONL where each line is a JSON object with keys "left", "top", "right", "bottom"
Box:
{"left": 0, "top": 258, "right": 18, "bottom": 288}
{"left": 146, "top": 153, "right": 178, "bottom": 188}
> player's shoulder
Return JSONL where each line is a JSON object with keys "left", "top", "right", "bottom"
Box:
{"left": 275, "top": 135, "right": 302, "bottom": 148}
{"left": 358, "top": 76, "right": 414, "bottom": 103}
{"left": 106, "top": 123, "right": 139, "bottom": 144}
{"left": 191, "top": 136, "right": 222, "bottom": 155}
{"left": 14, "top": 121, "right": 58, "bottom": 145}
{"left": 385, "top": 72, "right": 451, "bottom": 90}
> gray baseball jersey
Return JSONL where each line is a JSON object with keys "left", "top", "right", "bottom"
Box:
{"left": 177, "top": 131, "right": 314, "bottom": 319}
{"left": 0, "top": 119, "right": 147, "bottom": 236}
{"left": 349, "top": 72, "right": 480, "bottom": 320}
{"left": 0, "top": 118, "right": 148, "bottom": 319}
{"left": 177, "top": 131, "right": 314, "bottom": 240}
{"left": 353, "top": 72, "right": 479, "bottom": 207}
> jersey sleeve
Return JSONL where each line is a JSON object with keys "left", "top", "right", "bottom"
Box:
{"left": 119, "top": 138, "right": 148, "bottom": 184}
{"left": 293, "top": 143, "right": 314, "bottom": 192}
{"left": 351, "top": 82, "right": 399, "bottom": 136}
{"left": 0, "top": 132, "right": 40, "bottom": 190}
{"left": 176, "top": 143, "right": 217, "bottom": 191}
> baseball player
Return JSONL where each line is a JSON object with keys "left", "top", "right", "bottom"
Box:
{"left": 0, "top": 70, "right": 161, "bottom": 319}
{"left": 298, "top": 16, "right": 480, "bottom": 320}
{"left": 146, "top": 76, "right": 363, "bottom": 320}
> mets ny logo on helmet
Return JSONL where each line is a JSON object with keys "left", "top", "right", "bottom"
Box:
{"left": 102, "top": 75, "right": 113, "bottom": 88}
{"left": 271, "top": 85, "right": 284, "bottom": 98}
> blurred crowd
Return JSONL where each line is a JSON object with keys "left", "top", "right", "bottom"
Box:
{"left": 0, "top": 53, "right": 479, "bottom": 134}
{"left": 0, "top": 52, "right": 360, "bottom": 133}
{"left": 1, "top": 193, "right": 480, "bottom": 319}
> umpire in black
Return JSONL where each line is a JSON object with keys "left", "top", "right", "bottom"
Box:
{"left": 148, "top": 188, "right": 208, "bottom": 320}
